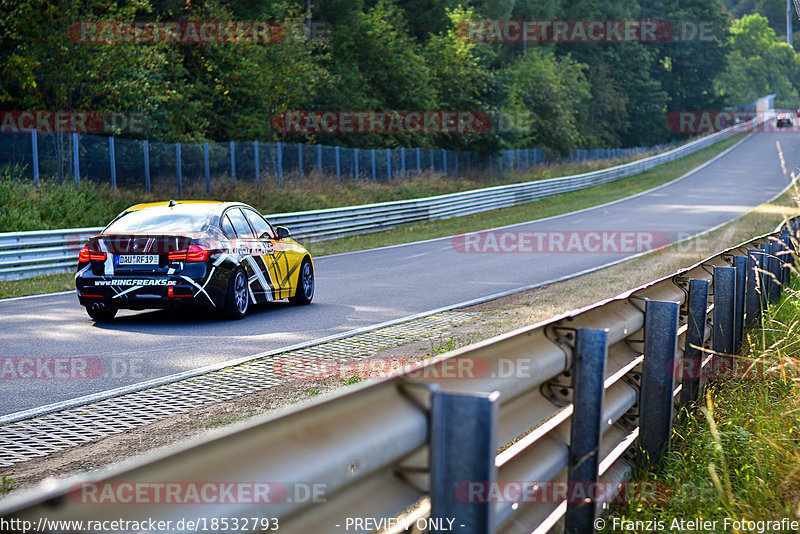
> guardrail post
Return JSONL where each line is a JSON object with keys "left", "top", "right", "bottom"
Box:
{"left": 431, "top": 390, "right": 499, "bottom": 534}
{"left": 416, "top": 147, "right": 421, "bottom": 174}
{"left": 109, "top": 136, "right": 117, "bottom": 189}
{"left": 454, "top": 151, "right": 459, "bottom": 176}
{"left": 762, "top": 243, "right": 780, "bottom": 303}
{"left": 713, "top": 266, "right": 736, "bottom": 377}
{"left": 780, "top": 229, "right": 795, "bottom": 285}
{"left": 679, "top": 279, "right": 710, "bottom": 408}
{"left": 786, "top": 221, "right": 800, "bottom": 252}
{"left": 430, "top": 148, "right": 435, "bottom": 171}
{"left": 371, "top": 149, "right": 376, "bottom": 182}
{"left": 733, "top": 255, "right": 747, "bottom": 354}
{"left": 230, "top": 141, "right": 236, "bottom": 183}
{"left": 277, "top": 141, "right": 283, "bottom": 188}
{"left": 31, "top": 129, "right": 39, "bottom": 187}
{"left": 565, "top": 328, "right": 607, "bottom": 534}
{"left": 144, "top": 140, "right": 151, "bottom": 193}
{"left": 176, "top": 142, "right": 182, "bottom": 197}
{"left": 772, "top": 239, "right": 787, "bottom": 300}
{"left": 754, "top": 248, "right": 769, "bottom": 312}
{"left": 386, "top": 148, "right": 391, "bottom": 180}
{"left": 771, "top": 238, "right": 788, "bottom": 297}
{"left": 73, "top": 132, "right": 80, "bottom": 189}
{"left": 354, "top": 147, "right": 359, "bottom": 181}
{"left": 400, "top": 147, "right": 405, "bottom": 180}
{"left": 317, "top": 144, "right": 322, "bottom": 175}
{"left": 254, "top": 141, "right": 260, "bottom": 186}
{"left": 639, "top": 299, "right": 680, "bottom": 467}
{"left": 745, "top": 250, "right": 762, "bottom": 326}
{"left": 335, "top": 145, "right": 340, "bottom": 181}
{"left": 762, "top": 242, "right": 779, "bottom": 303}
{"left": 443, "top": 149, "right": 447, "bottom": 175}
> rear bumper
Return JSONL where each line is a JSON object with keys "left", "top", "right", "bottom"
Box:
{"left": 76, "top": 274, "right": 223, "bottom": 310}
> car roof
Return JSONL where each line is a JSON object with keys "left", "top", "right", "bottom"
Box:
{"left": 125, "top": 200, "right": 250, "bottom": 213}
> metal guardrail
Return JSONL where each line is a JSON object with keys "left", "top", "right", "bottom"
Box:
{"left": 0, "top": 227, "right": 104, "bottom": 280}
{"left": 2, "top": 213, "right": 796, "bottom": 533}
{"left": 0, "top": 115, "right": 762, "bottom": 281}
{"left": 259, "top": 117, "right": 757, "bottom": 242}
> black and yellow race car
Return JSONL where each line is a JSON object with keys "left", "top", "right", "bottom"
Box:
{"left": 75, "top": 200, "right": 314, "bottom": 321}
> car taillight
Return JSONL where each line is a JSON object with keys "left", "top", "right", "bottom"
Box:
{"left": 78, "top": 246, "right": 107, "bottom": 262}
{"left": 168, "top": 245, "right": 210, "bottom": 262}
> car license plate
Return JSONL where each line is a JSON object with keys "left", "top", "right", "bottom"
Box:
{"left": 117, "top": 254, "right": 158, "bottom": 265}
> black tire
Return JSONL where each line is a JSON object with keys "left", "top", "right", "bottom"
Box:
{"left": 86, "top": 302, "right": 117, "bottom": 321}
{"left": 288, "top": 258, "right": 314, "bottom": 305}
{"left": 223, "top": 268, "right": 250, "bottom": 319}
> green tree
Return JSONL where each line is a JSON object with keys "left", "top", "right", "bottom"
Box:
{"left": 505, "top": 49, "right": 591, "bottom": 155}
{"left": 308, "top": 0, "right": 439, "bottom": 148}
{"left": 0, "top": 0, "right": 190, "bottom": 139}
{"left": 642, "top": 0, "right": 731, "bottom": 113}
{"left": 424, "top": 6, "right": 497, "bottom": 150}
{"left": 716, "top": 13, "right": 800, "bottom": 108}
{"left": 177, "top": 2, "right": 333, "bottom": 141}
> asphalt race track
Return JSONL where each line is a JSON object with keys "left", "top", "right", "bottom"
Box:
{"left": 1, "top": 131, "right": 797, "bottom": 416}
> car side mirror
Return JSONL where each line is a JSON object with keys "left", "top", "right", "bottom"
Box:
{"left": 276, "top": 226, "right": 291, "bottom": 239}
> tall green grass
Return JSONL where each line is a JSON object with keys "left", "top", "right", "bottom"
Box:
{"left": 604, "top": 274, "right": 800, "bottom": 532}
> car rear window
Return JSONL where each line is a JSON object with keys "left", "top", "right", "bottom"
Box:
{"left": 105, "top": 205, "right": 214, "bottom": 234}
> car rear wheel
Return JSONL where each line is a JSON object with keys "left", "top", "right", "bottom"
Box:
{"left": 86, "top": 302, "right": 117, "bottom": 321}
{"left": 289, "top": 258, "right": 314, "bottom": 305}
{"left": 223, "top": 268, "right": 250, "bottom": 319}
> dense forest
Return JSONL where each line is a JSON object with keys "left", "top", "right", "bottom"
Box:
{"left": 1, "top": 0, "right": 800, "bottom": 155}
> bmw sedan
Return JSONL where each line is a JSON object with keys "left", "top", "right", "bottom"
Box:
{"left": 75, "top": 200, "right": 314, "bottom": 321}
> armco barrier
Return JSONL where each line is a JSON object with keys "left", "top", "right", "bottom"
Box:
{"left": 0, "top": 113, "right": 766, "bottom": 281}
{"left": 2, "top": 216, "right": 796, "bottom": 533}
{"left": 0, "top": 227, "right": 101, "bottom": 280}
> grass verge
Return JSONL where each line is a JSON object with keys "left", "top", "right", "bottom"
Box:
{"left": 0, "top": 134, "right": 747, "bottom": 299}
{"left": 602, "top": 278, "right": 800, "bottom": 532}
{"left": 0, "top": 272, "right": 74, "bottom": 299}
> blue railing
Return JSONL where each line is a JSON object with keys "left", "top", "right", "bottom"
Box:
{"left": 0, "top": 130, "right": 675, "bottom": 192}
